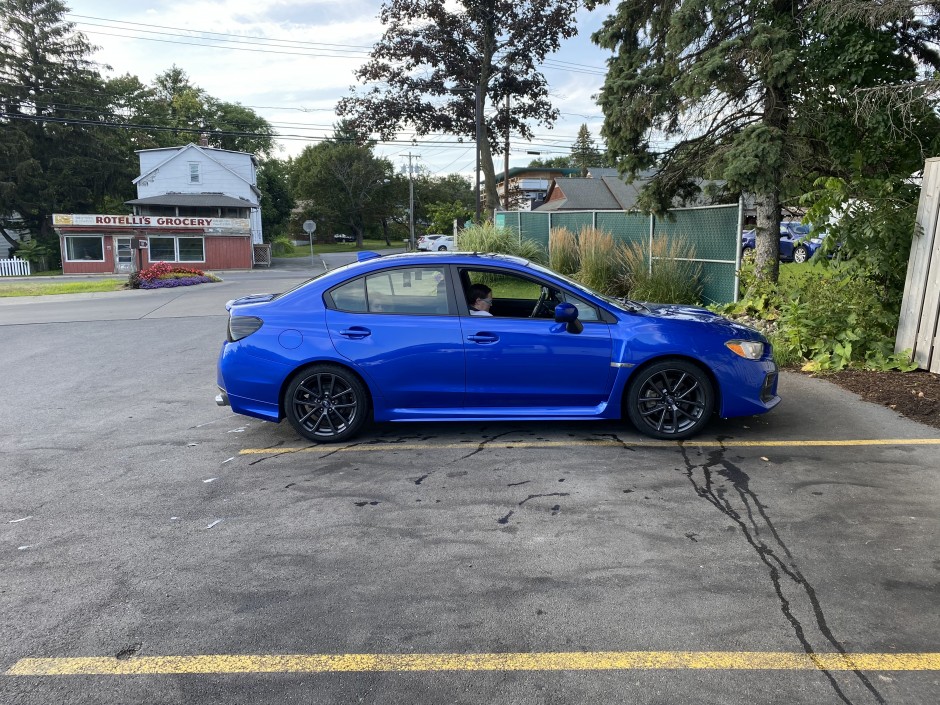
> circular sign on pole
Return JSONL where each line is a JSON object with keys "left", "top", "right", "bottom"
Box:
{"left": 302, "top": 220, "right": 317, "bottom": 268}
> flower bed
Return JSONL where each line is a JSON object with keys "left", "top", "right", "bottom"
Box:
{"left": 129, "top": 262, "right": 221, "bottom": 289}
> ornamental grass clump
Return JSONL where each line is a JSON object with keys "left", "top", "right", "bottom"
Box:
{"left": 616, "top": 235, "right": 704, "bottom": 304}
{"left": 128, "top": 261, "right": 221, "bottom": 289}
{"left": 575, "top": 227, "right": 618, "bottom": 294}
{"left": 549, "top": 227, "right": 579, "bottom": 276}
{"left": 457, "top": 222, "right": 547, "bottom": 263}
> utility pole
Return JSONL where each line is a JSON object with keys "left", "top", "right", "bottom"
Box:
{"left": 404, "top": 152, "right": 417, "bottom": 250}
{"left": 504, "top": 95, "right": 510, "bottom": 210}
{"left": 475, "top": 84, "right": 482, "bottom": 223}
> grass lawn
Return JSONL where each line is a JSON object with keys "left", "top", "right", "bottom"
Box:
{"left": 0, "top": 279, "right": 127, "bottom": 297}
{"left": 276, "top": 239, "right": 404, "bottom": 257}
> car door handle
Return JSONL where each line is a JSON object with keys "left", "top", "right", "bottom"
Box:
{"left": 339, "top": 327, "right": 371, "bottom": 340}
{"left": 467, "top": 333, "right": 498, "bottom": 344}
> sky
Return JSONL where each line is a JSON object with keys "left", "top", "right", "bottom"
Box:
{"left": 63, "top": 0, "right": 615, "bottom": 180}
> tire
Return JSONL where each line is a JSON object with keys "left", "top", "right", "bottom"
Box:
{"left": 792, "top": 245, "right": 809, "bottom": 263}
{"left": 626, "top": 360, "right": 714, "bottom": 440}
{"left": 285, "top": 364, "right": 369, "bottom": 443}
{"left": 741, "top": 247, "right": 755, "bottom": 262}
{"left": 437, "top": 245, "right": 448, "bottom": 251}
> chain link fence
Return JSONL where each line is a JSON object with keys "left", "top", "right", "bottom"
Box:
{"left": 495, "top": 203, "right": 742, "bottom": 304}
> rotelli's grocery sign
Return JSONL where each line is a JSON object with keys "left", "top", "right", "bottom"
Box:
{"left": 53, "top": 214, "right": 250, "bottom": 229}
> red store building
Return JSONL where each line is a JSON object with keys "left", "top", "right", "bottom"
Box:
{"left": 53, "top": 211, "right": 254, "bottom": 275}
{"left": 52, "top": 143, "right": 265, "bottom": 274}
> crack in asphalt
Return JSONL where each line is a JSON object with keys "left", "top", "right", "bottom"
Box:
{"left": 678, "top": 441, "right": 886, "bottom": 705}
{"left": 458, "top": 429, "right": 523, "bottom": 461}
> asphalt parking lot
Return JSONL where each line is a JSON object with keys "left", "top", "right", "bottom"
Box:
{"left": 1, "top": 262, "right": 938, "bottom": 704}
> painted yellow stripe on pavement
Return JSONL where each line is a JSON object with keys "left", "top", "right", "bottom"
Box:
{"left": 239, "top": 438, "right": 940, "bottom": 455}
{"left": 7, "top": 652, "right": 940, "bottom": 675}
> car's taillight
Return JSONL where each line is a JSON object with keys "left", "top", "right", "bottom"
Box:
{"left": 227, "top": 315, "right": 263, "bottom": 342}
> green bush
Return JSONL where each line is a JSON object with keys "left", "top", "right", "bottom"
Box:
{"left": 716, "top": 261, "right": 917, "bottom": 371}
{"left": 616, "top": 236, "right": 704, "bottom": 304}
{"left": 457, "top": 222, "right": 546, "bottom": 262}
{"left": 549, "top": 227, "right": 580, "bottom": 276}
{"left": 271, "top": 236, "right": 295, "bottom": 256}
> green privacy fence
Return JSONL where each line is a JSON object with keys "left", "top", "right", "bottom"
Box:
{"left": 495, "top": 203, "right": 743, "bottom": 304}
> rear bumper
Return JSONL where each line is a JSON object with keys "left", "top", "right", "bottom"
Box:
{"left": 216, "top": 389, "right": 230, "bottom": 407}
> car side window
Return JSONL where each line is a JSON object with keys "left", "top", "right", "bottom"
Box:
{"left": 330, "top": 277, "right": 367, "bottom": 312}
{"left": 462, "top": 268, "right": 601, "bottom": 321}
{"left": 366, "top": 267, "right": 449, "bottom": 315}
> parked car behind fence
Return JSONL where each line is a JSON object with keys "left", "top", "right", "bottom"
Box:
{"left": 741, "top": 222, "right": 826, "bottom": 263}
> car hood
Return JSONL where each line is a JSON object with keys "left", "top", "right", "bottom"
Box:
{"left": 642, "top": 303, "right": 764, "bottom": 340}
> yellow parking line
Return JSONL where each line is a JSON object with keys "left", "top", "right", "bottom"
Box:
{"left": 239, "top": 438, "right": 940, "bottom": 455}
{"left": 7, "top": 651, "right": 940, "bottom": 675}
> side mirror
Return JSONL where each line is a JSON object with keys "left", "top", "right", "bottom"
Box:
{"left": 554, "top": 302, "right": 583, "bottom": 334}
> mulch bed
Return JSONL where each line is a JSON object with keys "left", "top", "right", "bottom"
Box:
{"left": 807, "top": 369, "right": 940, "bottom": 431}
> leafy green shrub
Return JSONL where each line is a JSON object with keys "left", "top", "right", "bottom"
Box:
{"left": 271, "top": 236, "right": 295, "bottom": 256}
{"left": 576, "top": 228, "right": 619, "bottom": 294}
{"left": 549, "top": 227, "right": 580, "bottom": 276}
{"left": 716, "top": 261, "right": 916, "bottom": 371}
{"left": 616, "top": 236, "right": 704, "bottom": 304}
{"left": 457, "top": 222, "right": 546, "bottom": 262}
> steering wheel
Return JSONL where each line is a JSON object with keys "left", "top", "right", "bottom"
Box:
{"left": 530, "top": 287, "right": 554, "bottom": 317}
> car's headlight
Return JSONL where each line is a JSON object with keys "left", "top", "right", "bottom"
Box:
{"left": 228, "top": 315, "right": 263, "bottom": 342}
{"left": 726, "top": 340, "right": 764, "bottom": 360}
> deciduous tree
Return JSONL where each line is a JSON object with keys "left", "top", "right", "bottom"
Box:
{"left": 337, "top": 0, "right": 580, "bottom": 216}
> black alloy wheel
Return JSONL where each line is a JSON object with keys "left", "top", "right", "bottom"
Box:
{"left": 285, "top": 364, "right": 368, "bottom": 442}
{"left": 626, "top": 360, "right": 714, "bottom": 439}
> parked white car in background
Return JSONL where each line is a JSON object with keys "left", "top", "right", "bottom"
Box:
{"left": 417, "top": 234, "right": 454, "bottom": 251}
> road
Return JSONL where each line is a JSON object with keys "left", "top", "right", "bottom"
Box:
{"left": 0, "top": 261, "right": 938, "bottom": 704}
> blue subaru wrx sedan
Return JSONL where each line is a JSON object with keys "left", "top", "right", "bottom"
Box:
{"left": 216, "top": 252, "right": 779, "bottom": 442}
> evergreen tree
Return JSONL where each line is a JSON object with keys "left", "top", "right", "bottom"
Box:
{"left": 571, "top": 124, "right": 601, "bottom": 177}
{"left": 0, "top": 0, "right": 125, "bottom": 251}
{"left": 587, "top": 0, "right": 940, "bottom": 282}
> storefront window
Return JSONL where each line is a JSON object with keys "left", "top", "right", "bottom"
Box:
{"left": 178, "top": 238, "right": 205, "bottom": 262}
{"left": 147, "top": 236, "right": 205, "bottom": 262}
{"left": 65, "top": 236, "right": 104, "bottom": 261}
{"left": 149, "top": 237, "right": 176, "bottom": 261}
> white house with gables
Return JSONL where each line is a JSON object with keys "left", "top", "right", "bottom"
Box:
{"left": 130, "top": 143, "right": 263, "bottom": 243}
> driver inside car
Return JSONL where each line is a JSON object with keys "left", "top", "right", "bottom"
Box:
{"left": 467, "top": 283, "right": 493, "bottom": 316}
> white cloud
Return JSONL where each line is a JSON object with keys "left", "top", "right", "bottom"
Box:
{"left": 65, "top": 0, "right": 613, "bottom": 174}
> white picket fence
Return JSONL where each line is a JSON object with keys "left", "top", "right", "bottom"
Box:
{"left": 896, "top": 157, "right": 940, "bottom": 372}
{"left": 0, "top": 257, "right": 31, "bottom": 277}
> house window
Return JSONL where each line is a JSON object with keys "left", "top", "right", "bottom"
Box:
{"left": 188, "top": 162, "right": 201, "bottom": 184}
{"left": 148, "top": 236, "right": 205, "bottom": 263}
{"left": 65, "top": 235, "right": 104, "bottom": 262}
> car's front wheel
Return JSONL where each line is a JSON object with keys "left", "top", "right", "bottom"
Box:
{"left": 792, "top": 245, "right": 809, "bottom": 263}
{"left": 437, "top": 245, "right": 448, "bottom": 251}
{"left": 285, "top": 364, "right": 369, "bottom": 443}
{"left": 626, "top": 360, "right": 714, "bottom": 439}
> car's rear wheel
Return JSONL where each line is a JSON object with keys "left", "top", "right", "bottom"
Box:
{"left": 437, "top": 245, "right": 448, "bottom": 251}
{"left": 792, "top": 245, "right": 809, "bottom": 263}
{"left": 285, "top": 364, "right": 368, "bottom": 443}
{"left": 626, "top": 360, "right": 714, "bottom": 439}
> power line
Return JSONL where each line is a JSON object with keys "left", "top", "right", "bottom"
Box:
{"left": 65, "top": 13, "right": 376, "bottom": 51}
